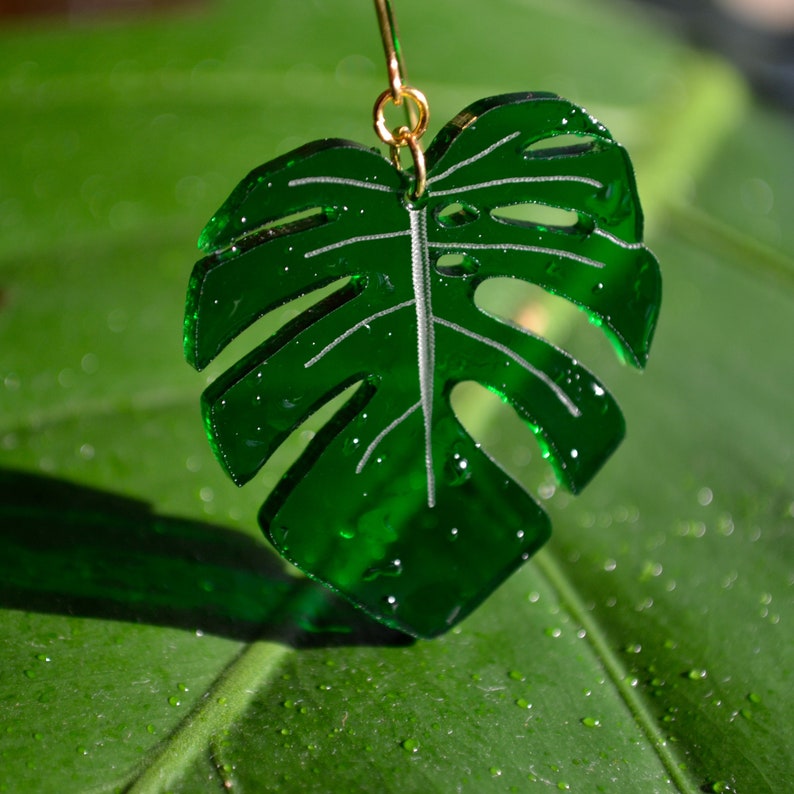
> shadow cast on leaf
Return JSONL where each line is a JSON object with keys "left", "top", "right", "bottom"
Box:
{"left": 0, "top": 469, "right": 410, "bottom": 649}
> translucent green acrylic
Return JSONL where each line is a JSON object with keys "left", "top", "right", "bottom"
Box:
{"left": 184, "top": 93, "right": 661, "bottom": 638}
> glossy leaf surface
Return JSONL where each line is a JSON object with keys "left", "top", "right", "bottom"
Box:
{"left": 186, "top": 94, "right": 660, "bottom": 637}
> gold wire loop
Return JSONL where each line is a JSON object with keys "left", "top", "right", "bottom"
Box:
{"left": 374, "top": 88, "right": 429, "bottom": 200}
{"left": 372, "top": 0, "right": 429, "bottom": 200}
{"left": 387, "top": 134, "right": 426, "bottom": 201}
{"left": 402, "top": 133, "right": 427, "bottom": 200}
{"left": 373, "top": 0, "right": 403, "bottom": 101}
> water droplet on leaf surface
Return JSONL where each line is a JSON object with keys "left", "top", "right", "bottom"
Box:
{"left": 401, "top": 738, "right": 419, "bottom": 753}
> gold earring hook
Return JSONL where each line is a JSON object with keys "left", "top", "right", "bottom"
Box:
{"left": 372, "top": 0, "right": 429, "bottom": 200}
{"left": 373, "top": 0, "right": 404, "bottom": 103}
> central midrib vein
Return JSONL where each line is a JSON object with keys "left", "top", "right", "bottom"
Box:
{"left": 409, "top": 206, "right": 436, "bottom": 508}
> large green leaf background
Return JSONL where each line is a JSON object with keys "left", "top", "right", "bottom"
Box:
{"left": 0, "top": 0, "right": 791, "bottom": 791}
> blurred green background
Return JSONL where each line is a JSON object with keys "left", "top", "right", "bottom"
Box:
{"left": 0, "top": 1, "right": 791, "bottom": 792}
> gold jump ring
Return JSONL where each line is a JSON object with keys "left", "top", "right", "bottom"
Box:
{"left": 373, "top": 86, "right": 429, "bottom": 146}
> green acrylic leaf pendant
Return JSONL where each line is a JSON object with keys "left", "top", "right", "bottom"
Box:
{"left": 184, "top": 93, "right": 661, "bottom": 638}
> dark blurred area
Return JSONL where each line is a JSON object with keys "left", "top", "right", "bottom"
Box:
{"left": 637, "top": 0, "right": 794, "bottom": 111}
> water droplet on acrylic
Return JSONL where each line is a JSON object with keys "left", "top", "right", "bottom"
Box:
{"left": 343, "top": 436, "right": 361, "bottom": 455}
{"left": 444, "top": 452, "right": 471, "bottom": 486}
{"left": 363, "top": 559, "right": 403, "bottom": 581}
{"left": 383, "top": 595, "right": 399, "bottom": 611}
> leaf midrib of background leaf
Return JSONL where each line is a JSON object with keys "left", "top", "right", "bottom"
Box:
{"left": 1, "top": 1, "right": 791, "bottom": 792}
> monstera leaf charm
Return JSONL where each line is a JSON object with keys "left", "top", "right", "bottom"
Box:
{"left": 184, "top": 93, "right": 661, "bottom": 637}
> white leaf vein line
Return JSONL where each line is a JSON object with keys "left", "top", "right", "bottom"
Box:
{"left": 356, "top": 401, "right": 421, "bottom": 474}
{"left": 427, "top": 131, "right": 521, "bottom": 186}
{"left": 303, "top": 300, "right": 415, "bottom": 369}
{"left": 288, "top": 176, "right": 396, "bottom": 192}
{"left": 430, "top": 174, "right": 603, "bottom": 197}
{"left": 594, "top": 228, "right": 645, "bottom": 250}
{"left": 428, "top": 241, "right": 604, "bottom": 269}
{"left": 434, "top": 317, "right": 581, "bottom": 417}
{"left": 410, "top": 206, "right": 437, "bottom": 508}
{"left": 305, "top": 229, "right": 411, "bottom": 259}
